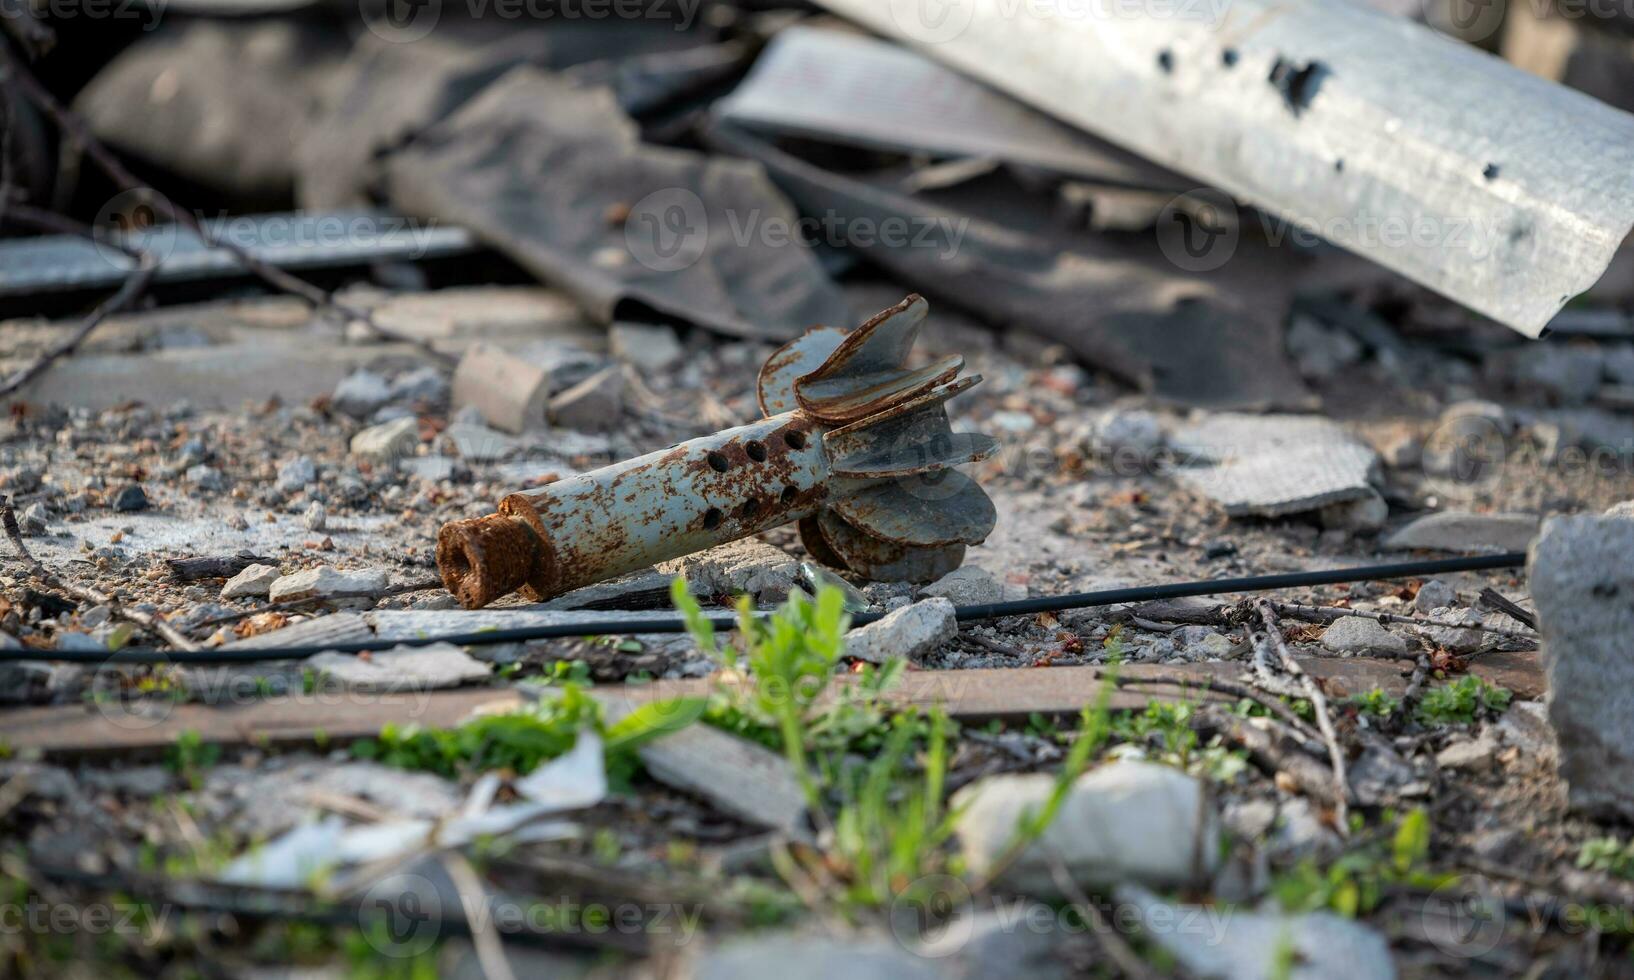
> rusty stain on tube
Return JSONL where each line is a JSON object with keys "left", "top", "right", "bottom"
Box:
{"left": 436, "top": 296, "right": 998, "bottom": 608}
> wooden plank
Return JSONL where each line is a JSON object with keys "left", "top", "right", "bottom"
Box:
{"left": 0, "top": 653, "right": 1542, "bottom": 759}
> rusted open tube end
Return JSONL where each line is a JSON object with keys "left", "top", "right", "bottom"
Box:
{"left": 436, "top": 513, "right": 540, "bottom": 609}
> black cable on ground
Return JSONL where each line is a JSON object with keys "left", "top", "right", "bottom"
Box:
{"left": 6, "top": 552, "right": 1527, "bottom": 665}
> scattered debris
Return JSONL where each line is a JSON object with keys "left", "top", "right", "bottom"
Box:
{"left": 350, "top": 415, "right": 420, "bottom": 465}
{"left": 659, "top": 540, "right": 800, "bottom": 607}
{"left": 307, "top": 642, "right": 491, "bottom": 692}
{"left": 843, "top": 597, "right": 957, "bottom": 665}
{"left": 267, "top": 566, "right": 389, "bottom": 606}
{"left": 220, "top": 563, "right": 281, "bottom": 599}
{"left": 608, "top": 322, "right": 684, "bottom": 373}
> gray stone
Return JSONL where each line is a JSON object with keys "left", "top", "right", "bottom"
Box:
{"left": 18, "top": 503, "right": 49, "bottom": 536}
{"left": 1414, "top": 579, "right": 1457, "bottom": 613}
{"left": 1416, "top": 607, "right": 1489, "bottom": 653}
{"left": 1090, "top": 407, "right": 1165, "bottom": 458}
{"left": 275, "top": 456, "right": 317, "bottom": 493}
{"left": 1383, "top": 511, "right": 1538, "bottom": 553}
{"left": 1119, "top": 885, "right": 1393, "bottom": 980}
{"left": 548, "top": 366, "right": 626, "bottom": 433}
{"left": 268, "top": 566, "right": 389, "bottom": 605}
{"left": 400, "top": 455, "right": 458, "bottom": 483}
{"left": 350, "top": 416, "right": 420, "bottom": 465}
{"left": 844, "top": 598, "right": 957, "bottom": 665}
{"left": 221, "top": 563, "right": 281, "bottom": 599}
{"left": 1488, "top": 344, "right": 1604, "bottom": 405}
{"left": 1436, "top": 732, "right": 1500, "bottom": 773}
{"left": 1495, "top": 701, "right": 1556, "bottom": 761}
{"left": 1267, "top": 797, "right": 1342, "bottom": 862}
{"left": 1530, "top": 515, "right": 1634, "bottom": 818}
{"left": 615, "top": 712, "right": 806, "bottom": 836}
{"left": 111, "top": 483, "right": 149, "bottom": 512}
{"left": 1170, "top": 625, "right": 1235, "bottom": 661}
{"left": 915, "top": 904, "right": 1070, "bottom": 980}
{"left": 185, "top": 465, "right": 225, "bottom": 491}
{"left": 82, "top": 766, "right": 173, "bottom": 797}
{"left": 1320, "top": 616, "right": 1409, "bottom": 656}
{"left": 1318, "top": 489, "right": 1388, "bottom": 532}
{"left": 694, "top": 934, "right": 943, "bottom": 980}
{"left": 388, "top": 366, "right": 449, "bottom": 405}
{"left": 659, "top": 539, "right": 799, "bottom": 606}
{"left": 952, "top": 760, "right": 1218, "bottom": 896}
{"left": 440, "top": 422, "right": 519, "bottom": 463}
{"left": 303, "top": 502, "right": 328, "bottom": 532}
{"left": 308, "top": 642, "right": 490, "bottom": 692}
{"left": 80, "top": 605, "right": 112, "bottom": 629}
{"left": 332, "top": 368, "right": 393, "bottom": 418}
{"left": 609, "top": 322, "right": 684, "bottom": 372}
{"left": 1286, "top": 314, "right": 1364, "bottom": 380}
{"left": 920, "top": 565, "right": 1003, "bottom": 606}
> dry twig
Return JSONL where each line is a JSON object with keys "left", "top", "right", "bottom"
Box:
{"left": 1, "top": 496, "right": 198, "bottom": 651}
{"left": 1264, "top": 599, "right": 1536, "bottom": 642}
{"left": 1253, "top": 598, "right": 1350, "bottom": 832}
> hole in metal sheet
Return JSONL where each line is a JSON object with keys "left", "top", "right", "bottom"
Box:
{"left": 707, "top": 451, "right": 730, "bottom": 472}
{"left": 738, "top": 498, "right": 761, "bottom": 521}
{"left": 702, "top": 508, "right": 722, "bottom": 530}
{"left": 780, "top": 485, "right": 799, "bottom": 506}
{"left": 783, "top": 430, "right": 808, "bottom": 450}
{"left": 1156, "top": 49, "right": 1174, "bottom": 73}
{"left": 1221, "top": 48, "right": 1239, "bottom": 67}
{"left": 746, "top": 440, "right": 768, "bottom": 462}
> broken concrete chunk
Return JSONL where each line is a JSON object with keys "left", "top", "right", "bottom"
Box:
{"left": 609, "top": 322, "right": 684, "bottom": 373}
{"left": 1318, "top": 488, "right": 1388, "bottom": 533}
{"left": 350, "top": 415, "right": 420, "bottom": 465}
{"left": 1119, "top": 885, "right": 1393, "bottom": 980}
{"left": 658, "top": 539, "right": 799, "bottom": 606}
{"left": 18, "top": 503, "right": 49, "bottom": 536}
{"left": 451, "top": 342, "right": 551, "bottom": 434}
{"left": 1529, "top": 514, "right": 1634, "bottom": 819}
{"left": 1436, "top": 732, "right": 1501, "bottom": 773}
{"left": 548, "top": 366, "right": 626, "bottom": 434}
{"left": 275, "top": 456, "right": 317, "bottom": 493}
{"left": 268, "top": 567, "right": 390, "bottom": 606}
{"left": 1494, "top": 701, "right": 1556, "bottom": 761}
{"left": 1320, "top": 617, "right": 1409, "bottom": 656}
{"left": 440, "top": 422, "right": 520, "bottom": 463}
{"left": 220, "top": 563, "right": 281, "bottom": 600}
{"left": 307, "top": 642, "right": 490, "bottom": 692}
{"left": 952, "top": 760, "right": 1218, "bottom": 896}
{"left": 1383, "top": 511, "right": 1539, "bottom": 553}
{"left": 1414, "top": 579, "right": 1457, "bottom": 614}
{"left": 1415, "top": 607, "right": 1489, "bottom": 654}
{"left": 1089, "top": 407, "right": 1166, "bottom": 458}
{"left": 332, "top": 369, "right": 393, "bottom": 419}
{"left": 919, "top": 565, "right": 1003, "bottom": 606}
{"left": 843, "top": 597, "right": 957, "bottom": 665}
{"left": 1172, "top": 414, "right": 1379, "bottom": 518}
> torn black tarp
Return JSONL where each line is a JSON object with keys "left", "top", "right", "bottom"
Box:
{"left": 383, "top": 68, "right": 850, "bottom": 340}
{"left": 706, "top": 121, "right": 1313, "bottom": 411}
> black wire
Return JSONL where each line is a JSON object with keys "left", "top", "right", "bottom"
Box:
{"left": 13, "top": 552, "right": 1526, "bottom": 665}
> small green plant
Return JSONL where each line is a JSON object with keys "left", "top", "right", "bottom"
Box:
{"left": 1271, "top": 809, "right": 1452, "bottom": 917}
{"left": 1577, "top": 837, "right": 1634, "bottom": 880}
{"left": 164, "top": 729, "right": 220, "bottom": 789}
{"left": 1349, "top": 688, "right": 1402, "bottom": 720}
{"left": 1111, "top": 699, "right": 1249, "bottom": 782}
{"left": 1415, "top": 676, "right": 1512, "bottom": 726}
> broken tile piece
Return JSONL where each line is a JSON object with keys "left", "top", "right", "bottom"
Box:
{"left": 1171, "top": 414, "right": 1379, "bottom": 517}
{"left": 220, "top": 563, "right": 281, "bottom": 599}
{"left": 1320, "top": 616, "right": 1409, "bottom": 656}
{"left": 1530, "top": 514, "right": 1634, "bottom": 819}
{"left": 658, "top": 539, "right": 799, "bottom": 606}
{"left": 350, "top": 415, "right": 420, "bottom": 465}
{"left": 268, "top": 567, "right": 389, "bottom": 605}
{"left": 843, "top": 597, "right": 957, "bottom": 664}
{"left": 1382, "top": 511, "right": 1539, "bottom": 553}
{"left": 308, "top": 643, "right": 490, "bottom": 692}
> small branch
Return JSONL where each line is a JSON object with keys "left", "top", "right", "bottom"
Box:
{"left": 0, "top": 47, "right": 455, "bottom": 367}
{"left": 440, "top": 852, "right": 519, "bottom": 980}
{"left": 1102, "top": 670, "right": 1326, "bottom": 750}
{"left": 165, "top": 552, "right": 278, "bottom": 583}
{"left": 1476, "top": 587, "right": 1537, "bottom": 631}
{"left": 1263, "top": 599, "right": 1536, "bottom": 642}
{"left": 1253, "top": 599, "right": 1350, "bottom": 832}
{"left": 1, "top": 497, "right": 197, "bottom": 652}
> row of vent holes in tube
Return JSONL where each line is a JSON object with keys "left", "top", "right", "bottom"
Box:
{"left": 700, "top": 428, "right": 808, "bottom": 530}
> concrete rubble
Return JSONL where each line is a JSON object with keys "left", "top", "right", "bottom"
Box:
{"left": 267, "top": 566, "right": 389, "bottom": 606}
{"left": 1171, "top": 414, "right": 1381, "bottom": 520}
{"left": 1320, "top": 616, "right": 1409, "bottom": 656}
{"left": 658, "top": 540, "right": 800, "bottom": 606}
{"left": 1383, "top": 512, "right": 1540, "bottom": 553}
{"left": 220, "top": 563, "right": 281, "bottom": 599}
{"left": 843, "top": 598, "right": 958, "bottom": 665}
{"left": 307, "top": 643, "right": 492, "bottom": 692}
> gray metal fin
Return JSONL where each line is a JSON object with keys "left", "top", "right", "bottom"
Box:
{"left": 829, "top": 471, "right": 996, "bottom": 548}
{"left": 794, "top": 295, "right": 964, "bottom": 424}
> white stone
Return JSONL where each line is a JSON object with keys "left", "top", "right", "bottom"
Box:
{"left": 1494, "top": 701, "right": 1555, "bottom": 761}
{"left": 440, "top": 422, "right": 519, "bottom": 462}
{"left": 1383, "top": 511, "right": 1539, "bottom": 553}
{"left": 1436, "top": 733, "right": 1500, "bottom": 773}
{"left": 268, "top": 567, "right": 389, "bottom": 604}
{"left": 350, "top": 416, "right": 420, "bottom": 465}
{"left": 1120, "top": 885, "right": 1393, "bottom": 980}
{"left": 844, "top": 598, "right": 957, "bottom": 664}
{"left": 920, "top": 565, "right": 1003, "bottom": 606}
{"left": 307, "top": 643, "right": 490, "bottom": 692}
{"left": 1417, "top": 607, "right": 1489, "bottom": 653}
{"left": 952, "top": 760, "right": 1219, "bottom": 895}
{"left": 18, "top": 503, "right": 49, "bottom": 536}
{"left": 275, "top": 456, "right": 317, "bottom": 493}
{"left": 1091, "top": 408, "right": 1165, "bottom": 458}
{"left": 186, "top": 465, "right": 225, "bottom": 491}
{"left": 221, "top": 563, "right": 281, "bottom": 599}
{"left": 1320, "top": 616, "right": 1409, "bottom": 656}
{"left": 1318, "top": 489, "right": 1388, "bottom": 532}
{"left": 1531, "top": 515, "right": 1634, "bottom": 818}
{"left": 609, "top": 322, "right": 684, "bottom": 372}
{"left": 303, "top": 502, "right": 328, "bottom": 532}
{"left": 332, "top": 369, "right": 393, "bottom": 418}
